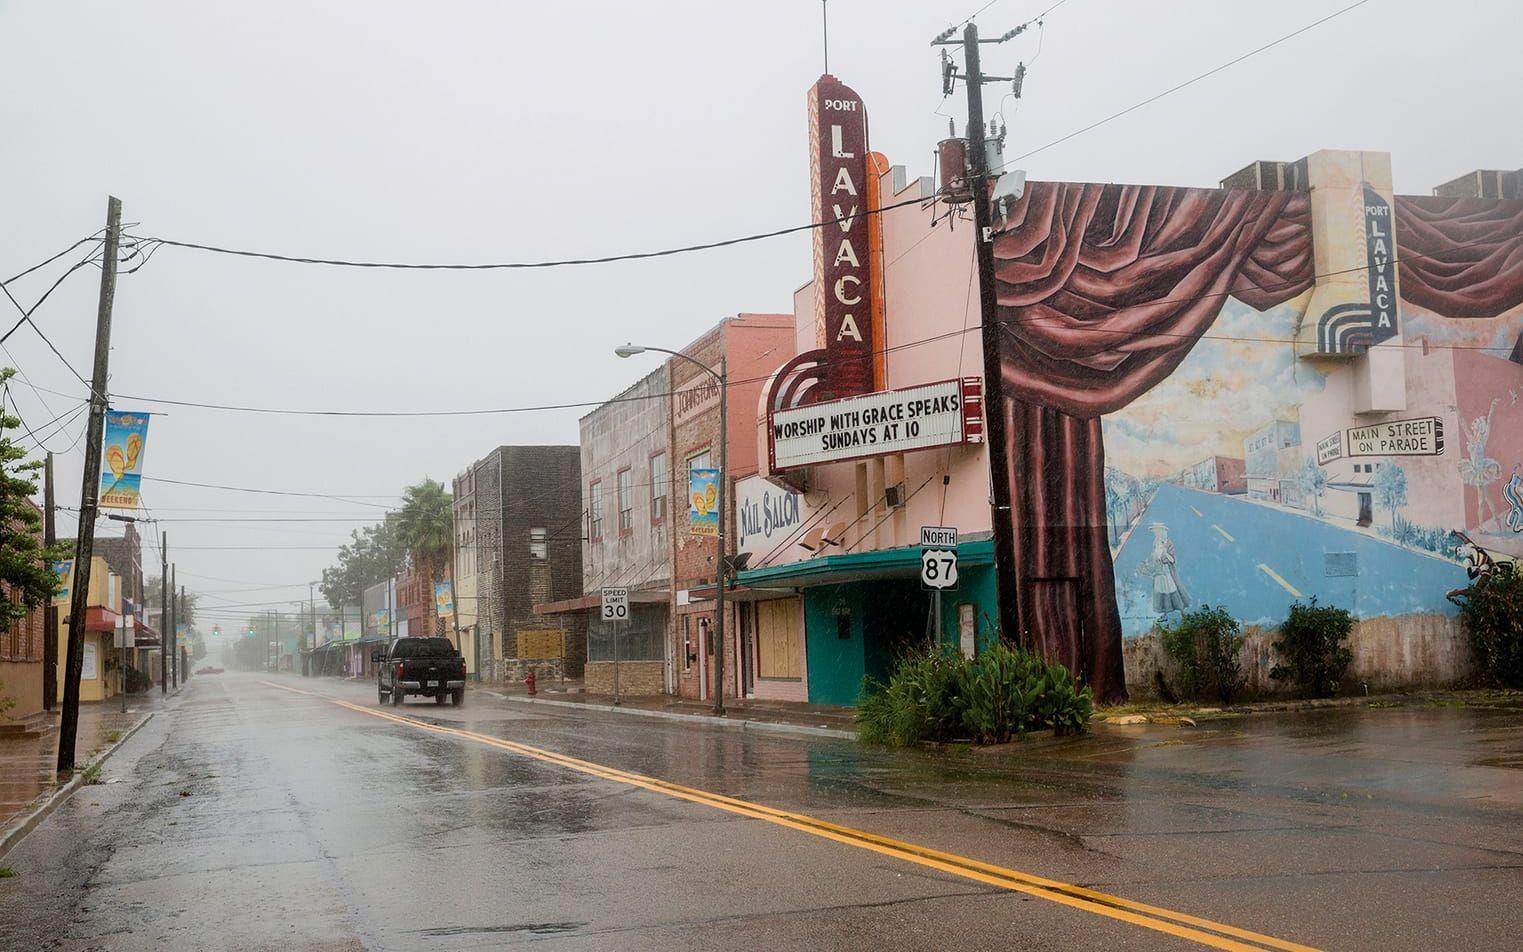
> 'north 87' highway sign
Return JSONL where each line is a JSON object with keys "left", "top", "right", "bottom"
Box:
{"left": 920, "top": 549, "right": 958, "bottom": 590}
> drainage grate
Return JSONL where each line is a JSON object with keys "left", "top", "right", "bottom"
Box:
{"left": 1324, "top": 552, "right": 1359, "bottom": 577}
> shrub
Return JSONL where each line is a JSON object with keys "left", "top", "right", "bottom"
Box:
{"left": 124, "top": 666, "right": 152, "bottom": 694}
{"left": 1158, "top": 605, "right": 1244, "bottom": 703}
{"left": 1453, "top": 569, "right": 1523, "bottom": 687}
{"left": 1270, "top": 598, "right": 1353, "bottom": 697}
{"left": 857, "top": 641, "right": 1092, "bottom": 746}
{"left": 856, "top": 644, "right": 963, "bottom": 747}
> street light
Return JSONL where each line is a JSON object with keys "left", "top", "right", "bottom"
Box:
{"left": 616, "top": 342, "right": 729, "bottom": 717}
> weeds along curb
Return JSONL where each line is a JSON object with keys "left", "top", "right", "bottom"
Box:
{"left": 0, "top": 711, "right": 154, "bottom": 862}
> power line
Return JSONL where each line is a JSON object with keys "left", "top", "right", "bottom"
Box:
{"left": 12, "top": 220, "right": 1516, "bottom": 428}
{"left": 996, "top": 0, "right": 1375, "bottom": 169}
{"left": 139, "top": 475, "right": 400, "bottom": 506}
{"left": 0, "top": 246, "right": 105, "bottom": 347}
{"left": 121, "top": 193, "right": 930, "bottom": 274}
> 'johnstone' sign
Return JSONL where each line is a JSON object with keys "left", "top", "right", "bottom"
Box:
{"left": 769, "top": 378, "right": 982, "bottom": 470}
{"left": 672, "top": 373, "right": 722, "bottom": 428}
{"left": 1345, "top": 417, "right": 1445, "bottom": 457}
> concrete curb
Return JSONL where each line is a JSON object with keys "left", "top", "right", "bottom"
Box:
{"left": 0, "top": 710, "right": 154, "bottom": 862}
{"left": 504, "top": 694, "right": 856, "bottom": 740}
{"left": 1094, "top": 688, "right": 1523, "bottom": 726}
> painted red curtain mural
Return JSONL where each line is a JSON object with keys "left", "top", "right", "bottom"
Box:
{"left": 1395, "top": 195, "right": 1523, "bottom": 323}
{"left": 991, "top": 182, "right": 1314, "bottom": 702}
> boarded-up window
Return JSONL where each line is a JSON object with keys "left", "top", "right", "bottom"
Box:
{"left": 518, "top": 628, "right": 564, "bottom": 659}
{"left": 756, "top": 598, "right": 801, "bottom": 680}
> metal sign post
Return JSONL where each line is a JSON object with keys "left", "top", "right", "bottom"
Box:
{"left": 115, "top": 613, "right": 134, "bottom": 711}
{"left": 601, "top": 587, "right": 629, "bottom": 706}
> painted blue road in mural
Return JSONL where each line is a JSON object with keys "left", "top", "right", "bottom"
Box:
{"left": 1114, "top": 484, "right": 1468, "bottom": 637}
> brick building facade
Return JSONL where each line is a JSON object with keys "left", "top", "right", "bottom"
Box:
{"left": 459, "top": 446, "right": 584, "bottom": 681}
{"left": 670, "top": 314, "right": 794, "bottom": 703}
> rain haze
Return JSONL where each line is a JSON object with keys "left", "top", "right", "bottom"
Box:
{"left": 2, "top": 0, "right": 1518, "bottom": 611}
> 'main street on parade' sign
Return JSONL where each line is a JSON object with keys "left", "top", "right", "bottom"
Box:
{"left": 1345, "top": 417, "right": 1444, "bottom": 458}
{"left": 769, "top": 378, "right": 982, "bottom": 470}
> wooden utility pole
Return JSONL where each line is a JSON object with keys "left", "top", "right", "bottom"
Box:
{"left": 58, "top": 196, "right": 121, "bottom": 772}
{"left": 959, "top": 23, "right": 1022, "bottom": 649}
{"left": 160, "top": 533, "right": 168, "bottom": 693}
{"left": 180, "top": 584, "right": 188, "bottom": 679}
{"left": 170, "top": 562, "right": 177, "bottom": 688}
{"left": 42, "top": 452, "right": 57, "bottom": 711}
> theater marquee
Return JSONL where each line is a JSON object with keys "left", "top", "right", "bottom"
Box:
{"left": 769, "top": 378, "right": 983, "bottom": 470}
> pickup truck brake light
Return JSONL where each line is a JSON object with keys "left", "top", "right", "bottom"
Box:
{"left": 393, "top": 661, "right": 405, "bottom": 680}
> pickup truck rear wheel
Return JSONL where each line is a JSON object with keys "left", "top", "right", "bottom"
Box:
{"left": 451, "top": 688, "right": 464, "bottom": 707}
{"left": 378, "top": 686, "right": 387, "bottom": 705}
{"left": 434, "top": 691, "right": 446, "bottom": 705}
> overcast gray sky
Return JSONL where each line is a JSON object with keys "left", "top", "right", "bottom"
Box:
{"left": 2, "top": 0, "right": 1519, "bottom": 623}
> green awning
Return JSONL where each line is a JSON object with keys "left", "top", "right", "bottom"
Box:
{"left": 734, "top": 539, "right": 994, "bottom": 589}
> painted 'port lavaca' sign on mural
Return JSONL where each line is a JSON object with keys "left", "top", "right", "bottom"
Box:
{"left": 1345, "top": 417, "right": 1445, "bottom": 457}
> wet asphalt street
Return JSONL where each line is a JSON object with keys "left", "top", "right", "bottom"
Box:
{"left": 2, "top": 674, "right": 1521, "bottom": 951}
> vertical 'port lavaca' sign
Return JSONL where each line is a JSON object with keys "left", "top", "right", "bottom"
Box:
{"left": 809, "top": 75, "right": 877, "bottom": 400}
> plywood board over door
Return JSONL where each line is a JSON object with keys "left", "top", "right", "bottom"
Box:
{"left": 756, "top": 598, "right": 802, "bottom": 680}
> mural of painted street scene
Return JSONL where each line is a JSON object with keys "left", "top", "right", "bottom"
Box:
{"left": 990, "top": 153, "right": 1523, "bottom": 701}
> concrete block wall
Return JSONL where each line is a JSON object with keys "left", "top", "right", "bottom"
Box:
{"left": 1122, "top": 612, "right": 1477, "bottom": 700}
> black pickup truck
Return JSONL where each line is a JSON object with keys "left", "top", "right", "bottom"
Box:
{"left": 374, "top": 637, "right": 466, "bottom": 706}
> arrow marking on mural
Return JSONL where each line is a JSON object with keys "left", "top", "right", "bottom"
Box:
{"left": 1257, "top": 563, "right": 1303, "bottom": 598}
{"left": 262, "top": 680, "right": 1322, "bottom": 952}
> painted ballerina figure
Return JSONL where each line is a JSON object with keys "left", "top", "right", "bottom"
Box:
{"left": 1138, "top": 522, "right": 1190, "bottom": 614}
{"left": 1458, "top": 398, "right": 1504, "bottom": 529}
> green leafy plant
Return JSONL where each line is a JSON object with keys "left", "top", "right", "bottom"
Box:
{"left": 1270, "top": 598, "right": 1353, "bottom": 697}
{"left": 856, "top": 644, "right": 963, "bottom": 747}
{"left": 0, "top": 369, "right": 71, "bottom": 630}
{"left": 857, "top": 641, "right": 1092, "bottom": 746}
{"left": 0, "top": 866, "right": 17, "bottom": 878}
{"left": 123, "top": 666, "right": 152, "bottom": 694}
{"left": 1158, "top": 605, "right": 1245, "bottom": 703}
{"left": 1452, "top": 569, "right": 1523, "bottom": 688}
{"left": 81, "top": 762, "right": 103, "bottom": 785}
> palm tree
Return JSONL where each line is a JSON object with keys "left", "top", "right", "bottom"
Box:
{"left": 396, "top": 478, "right": 455, "bottom": 640}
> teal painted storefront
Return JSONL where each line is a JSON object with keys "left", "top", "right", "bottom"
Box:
{"left": 736, "top": 540, "right": 1001, "bottom": 706}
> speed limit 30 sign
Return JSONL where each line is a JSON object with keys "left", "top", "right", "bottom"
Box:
{"left": 601, "top": 587, "right": 629, "bottom": 620}
{"left": 920, "top": 526, "right": 958, "bottom": 591}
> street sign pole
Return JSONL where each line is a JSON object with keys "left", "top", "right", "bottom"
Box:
{"left": 919, "top": 527, "right": 959, "bottom": 649}
{"left": 601, "top": 587, "right": 629, "bottom": 705}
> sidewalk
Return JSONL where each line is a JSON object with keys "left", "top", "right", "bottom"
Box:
{"left": 485, "top": 680, "right": 857, "bottom": 736}
{"left": 0, "top": 689, "right": 177, "bottom": 844}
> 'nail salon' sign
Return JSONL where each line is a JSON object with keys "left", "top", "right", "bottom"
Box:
{"left": 736, "top": 475, "right": 815, "bottom": 558}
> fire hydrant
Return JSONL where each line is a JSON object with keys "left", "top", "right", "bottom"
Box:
{"left": 525, "top": 669, "right": 537, "bottom": 696}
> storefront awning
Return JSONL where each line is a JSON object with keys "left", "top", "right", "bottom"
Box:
{"left": 534, "top": 590, "right": 669, "bottom": 616}
{"left": 733, "top": 538, "right": 994, "bottom": 590}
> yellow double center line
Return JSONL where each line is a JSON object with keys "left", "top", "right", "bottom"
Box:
{"left": 263, "top": 681, "right": 1318, "bottom": 951}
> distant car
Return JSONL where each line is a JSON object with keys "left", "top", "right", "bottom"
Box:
{"left": 374, "top": 637, "right": 466, "bottom": 706}
{"left": 195, "top": 666, "right": 223, "bottom": 675}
